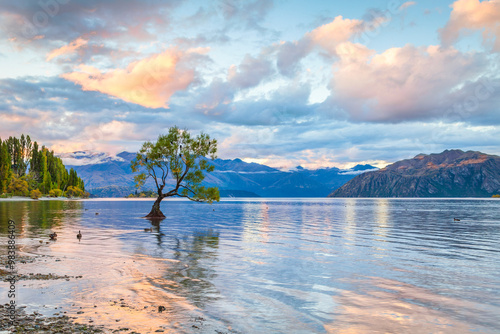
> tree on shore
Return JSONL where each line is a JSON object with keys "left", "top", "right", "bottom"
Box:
{"left": 131, "top": 126, "right": 219, "bottom": 219}
{"left": 0, "top": 134, "right": 87, "bottom": 198}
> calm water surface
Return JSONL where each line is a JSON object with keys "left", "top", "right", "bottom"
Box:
{"left": 0, "top": 198, "right": 499, "bottom": 333}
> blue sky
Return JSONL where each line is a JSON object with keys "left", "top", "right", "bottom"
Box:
{"left": 0, "top": 0, "right": 499, "bottom": 169}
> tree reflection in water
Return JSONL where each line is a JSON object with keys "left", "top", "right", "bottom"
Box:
{"left": 0, "top": 200, "right": 83, "bottom": 236}
{"left": 154, "top": 227, "right": 221, "bottom": 308}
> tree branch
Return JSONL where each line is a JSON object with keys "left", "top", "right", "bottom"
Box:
{"left": 180, "top": 184, "right": 196, "bottom": 195}
{"left": 149, "top": 169, "right": 160, "bottom": 193}
{"left": 177, "top": 160, "right": 190, "bottom": 189}
{"left": 175, "top": 192, "right": 202, "bottom": 202}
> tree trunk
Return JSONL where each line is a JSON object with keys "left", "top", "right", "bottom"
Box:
{"left": 146, "top": 196, "right": 165, "bottom": 219}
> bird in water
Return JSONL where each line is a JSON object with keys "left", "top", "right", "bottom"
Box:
{"left": 144, "top": 227, "right": 152, "bottom": 232}
{"left": 454, "top": 218, "right": 461, "bottom": 221}
{"left": 158, "top": 305, "right": 166, "bottom": 313}
{"left": 77, "top": 231, "right": 82, "bottom": 240}
{"left": 49, "top": 232, "right": 57, "bottom": 240}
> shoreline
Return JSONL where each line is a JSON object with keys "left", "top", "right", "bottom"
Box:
{"left": 0, "top": 196, "right": 83, "bottom": 202}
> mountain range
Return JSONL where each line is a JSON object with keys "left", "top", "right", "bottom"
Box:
{"left": 61, "top": 151, "right": 377, "bottom": 197}
{"left": 330, "top": 150, "right": 500, "bottom": 197}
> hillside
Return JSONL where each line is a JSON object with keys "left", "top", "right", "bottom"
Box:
{"left": 61, "top": 151, "right": 377, "bottom": 197}
{"left": 329, "top": 150, "right": 500, "bottom": 197}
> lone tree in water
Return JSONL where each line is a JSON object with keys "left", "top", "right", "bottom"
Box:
{"left": 131, "top": 126, "right": 219, "bottom": 219}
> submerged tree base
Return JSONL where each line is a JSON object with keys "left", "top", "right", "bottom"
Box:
{"left": 144, "top": 197, "right": 166, "bottom": 220}
{"left": 144, "top": 209, "right": 166, "bottom": 220}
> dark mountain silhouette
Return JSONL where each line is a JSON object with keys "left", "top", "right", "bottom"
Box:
{"left": 330, "top": 150, "right": 500, "bottom": 197}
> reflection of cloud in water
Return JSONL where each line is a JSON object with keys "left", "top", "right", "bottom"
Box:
{"left": 68, "top": 229, "right": 229, "bottom": 333}
{"left": 327, "top": 277, "right": 500, "bottom": 333}
{"left": 12, "top": 223, "right": 232, "bottom": 333}
{"left": 342, "top": 199, "right": 357, "bottom": 246}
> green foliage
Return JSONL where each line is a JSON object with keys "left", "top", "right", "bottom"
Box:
{"left": 24, "top": 172, "right": 39, "bottom": 191}
{"left": 65, "top": 186, "right": 89, "bottom": 198}
{"left": 131, "top": 126, "right": 219, "bottom": 216}
{"left": 0, "top": 140, "right": 11, "bottom": 193}
{"left": 7, "top": 176, "right": 29, "bottom": 196}
{"left": 126, "top": 190, "right": 157, "bottom": 198}
{"left": 42, "top": 168, "right": 53, "bottom": 194}
{"left": 65, "top": 186, "right": 84, "bottom": 198}
{"left": 0, "top": 135, "right": 86, "bottom": 198}
{"left": 49, "top": 189, "right": 63, "bottom": 197}
{"left": 30, "top": 189, "right": 42, "bottom": 200}
{"left": 4, "top": 134, "right": 32, "bottom": 177}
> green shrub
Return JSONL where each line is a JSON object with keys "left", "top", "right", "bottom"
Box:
{"left": 65, "top": 186, "right": 84, "bottom": 198}
{"left": 7, "top": 177, "right": 29, "bottom": 196}
{"left": 49, "top": 189, "right": 63, "bottom": 197}
{"left": 30, "top": 189, "right": 42, "bottom": 200}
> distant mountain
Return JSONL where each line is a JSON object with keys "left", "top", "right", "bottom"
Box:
{"left": 330, "top": 150, "right": 500, "bottom": 198}
{"left": 61, "top": 151, "right": 377, "bottom": 197}
{"left": 58, "top": 151, "right": 128, "bottom": 166}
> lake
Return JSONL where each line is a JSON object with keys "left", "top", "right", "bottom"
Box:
{"left": 1, "top": 198, "right": 500, "bottom": 333}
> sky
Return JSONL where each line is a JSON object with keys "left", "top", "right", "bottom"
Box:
{"left": 0, "top": 0, "right": 499, "bottom": 169}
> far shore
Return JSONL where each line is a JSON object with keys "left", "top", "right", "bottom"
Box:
{"left": 0, "top": 196, "right": 83, "bottom": 202}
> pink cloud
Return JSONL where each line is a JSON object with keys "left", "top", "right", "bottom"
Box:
{"left": 330, "top": 43, "right": 488, "bottom": 122}
{"left": 399, "top": 1, "right": 417, "bottom": 10}
{"left": 307, "top": 16, "right": 364, "bottom": 55}
{"left": 440, "top": 0, "right": 500, "bottom": 51}
{"left": 275, "top": 15, "right": 366, "bottom": 76}
{"left": 46, "top": 37, "right": 88, "bottom": 61}
{"left": 61, "top": 49, "right": 196, "bottom": 109}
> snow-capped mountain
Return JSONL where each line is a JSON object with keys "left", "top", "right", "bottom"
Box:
{"left": 60, "top": 151, "right": 378, "bottom": 197}
{"left": 58, "top": 151, "right": 127, "bottom": 166}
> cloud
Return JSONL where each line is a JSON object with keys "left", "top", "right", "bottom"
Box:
{"left": 328, "top": 43, "right": 491, "bottom": 122}
{"left": 49, "top": 120, "right": 142, "bottom": 154}
{"left": 400, "top": 1, "right": 417, "bottom": 10}
{"left": 218, "top": 0, "right": 274, "bottom": 32}
{"left": 274, "top": 15, "right": 376, "bottom": 76}
{"left": 307, "top": 16, "right": 365, "bottom": 55}
{"left": 275, "top": 39, "right": 313, "bottom": 77}
{"left": 61, "top": 49, "right": 196, "bottom": 108}
{"left": 0, "top": 0, "right": 178, "bottom": 43}
{"left": 215, "top": 119, "right": 500, "bottom": 169}
{"left": 46, "top": 36, "right": 88, "bottom": 61}
{"left": 440, "top": 0, "right": 500, "bottom": 51}
{"left": 227, "top": 54, "right": 274, "bottom": 89}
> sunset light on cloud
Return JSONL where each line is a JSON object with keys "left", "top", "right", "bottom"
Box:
{"left": 62, "top": 49, "right": 196, "bottom": 109}
{"left": 46, "top": 37, "right": 89, "bottom": 61}
{"left": 1, "top": 0, "right": 500, "bottom": 169}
